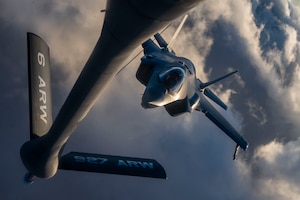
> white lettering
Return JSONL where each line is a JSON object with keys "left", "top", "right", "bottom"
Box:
{"left": 38, "top": 75, "right": 46, "bottom": 88}
{"left": 86, "top": 157, "right": 98, "bottom": 164}
{"left": 74, "top": 156, "right": 108, "bottom": 165}
{"left": 38, "top": 75, "right": 47, "bottom": 124}
{"left": 86, "top": 157, "right": 108, "bottom": 164}
{"left": 118, "top": 160, "right": 154, "bottom": 169}
{"left": 127, "top": 160, "right": 139, "bottom": 168}
{"left": 39, "top": 105, "right": 47, "bottom": 124}
{"left": 138, "top": 162, "right": 154, "bottom": 169}
{"left": 74, "top": 156, "right": 85, "bottom": 162}
{"left": 72, "top": 156, "right": 153, "bottom": 169}
{"left": 98, "top": 158, "right": 108, "bottom": 165}
{"left": 118, "top": 160, "right": 128, "bottom": 167}
{"left": 39, "top": 89, "right": 46, "bottom": 104}
{"left": 37, "top": 52, "right": 45, "bottom": 67}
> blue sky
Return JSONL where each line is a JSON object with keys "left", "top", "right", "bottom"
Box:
{"left": 1, "top": 0, "right": 300, "bottom": 199}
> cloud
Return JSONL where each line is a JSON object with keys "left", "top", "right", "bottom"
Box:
{"left": 2, "top": 0, "right": 300, "bottom": 200}
{"left": 240, "top": 139, "right": 300, "bottom": 200}
{"left": 178, "top": 1, "right": 300, "bottom": 199}
{"left": 185, "top": 0, "right": 300, "bottom": 150}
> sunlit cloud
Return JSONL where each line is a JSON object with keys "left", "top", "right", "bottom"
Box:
{"left": 247, "top": 139, "right": 300, "bottom": 200}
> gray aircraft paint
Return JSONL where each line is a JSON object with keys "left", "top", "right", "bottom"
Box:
{"left": 27, "top": 33, "right": 53, "bottom": 139}
{"left": 137, "top": 37, "right": 248, "bottom": 150}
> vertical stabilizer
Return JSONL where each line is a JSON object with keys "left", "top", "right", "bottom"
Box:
{"left": 27, "top": 33, "right": 53, "bottom": 139}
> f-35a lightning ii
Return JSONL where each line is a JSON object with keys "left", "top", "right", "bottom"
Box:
{"left": 136, "top": 16, "right": 248, "bottom": 155}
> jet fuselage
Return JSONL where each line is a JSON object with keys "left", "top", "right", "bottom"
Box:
{"left": 137, "top": 39, "right": 201, "bottom": 116}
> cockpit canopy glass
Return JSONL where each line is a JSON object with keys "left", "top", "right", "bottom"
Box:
{"left": 159, "top": 67, "right": 185, "bottom": 93}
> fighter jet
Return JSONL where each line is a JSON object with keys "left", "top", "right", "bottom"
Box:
{"left": 136, "top": 17, "right": 248, "bottom": 154}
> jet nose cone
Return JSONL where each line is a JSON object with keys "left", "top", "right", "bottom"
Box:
{"left": 142, "top": 87, "right": 167, "bottom": 108}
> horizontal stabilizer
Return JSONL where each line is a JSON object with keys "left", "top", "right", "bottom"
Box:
{"left": 59, "top": 152, "right": 167, "bottom": 179}
{"left": 204, "top": 88, "right": 227, "bottom": 110}
{"left": 27, "top": 33, "right": 53, "bottom": 139}
{"left": 200, "top": 70, "right": 238, "bottom": 89}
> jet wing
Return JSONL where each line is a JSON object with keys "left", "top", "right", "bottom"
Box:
{"left": 197, "top": 95, "right": 248, "bottom": 150}
{"left": 59, "top": 152, "right": 167, "bottom": 179}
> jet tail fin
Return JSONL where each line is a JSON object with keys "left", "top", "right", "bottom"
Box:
{"left": 27, "top": 33, "right": 53, "bottom": 139}
{"left": 154, "top": 33, "right": 168, "bottom": 49}
{"left": 153, "top": 14, "right": 188, "bottom": 51}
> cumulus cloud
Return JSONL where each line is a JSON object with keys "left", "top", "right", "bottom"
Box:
{"left": 177, "top": 1, "right": 300, "bottom": 199}
{"left": 187, "top": 0, "right": 300, "bottom": 147}
{"left": 240, "top": 139, "right": 300, "bottom": 200}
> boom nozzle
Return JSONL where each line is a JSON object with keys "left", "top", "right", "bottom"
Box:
{"left": 20, "top": 134, "right": 62, "bottom": 179}
{"left": 233, "top": 144, "right": 240, "bottom": 160}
